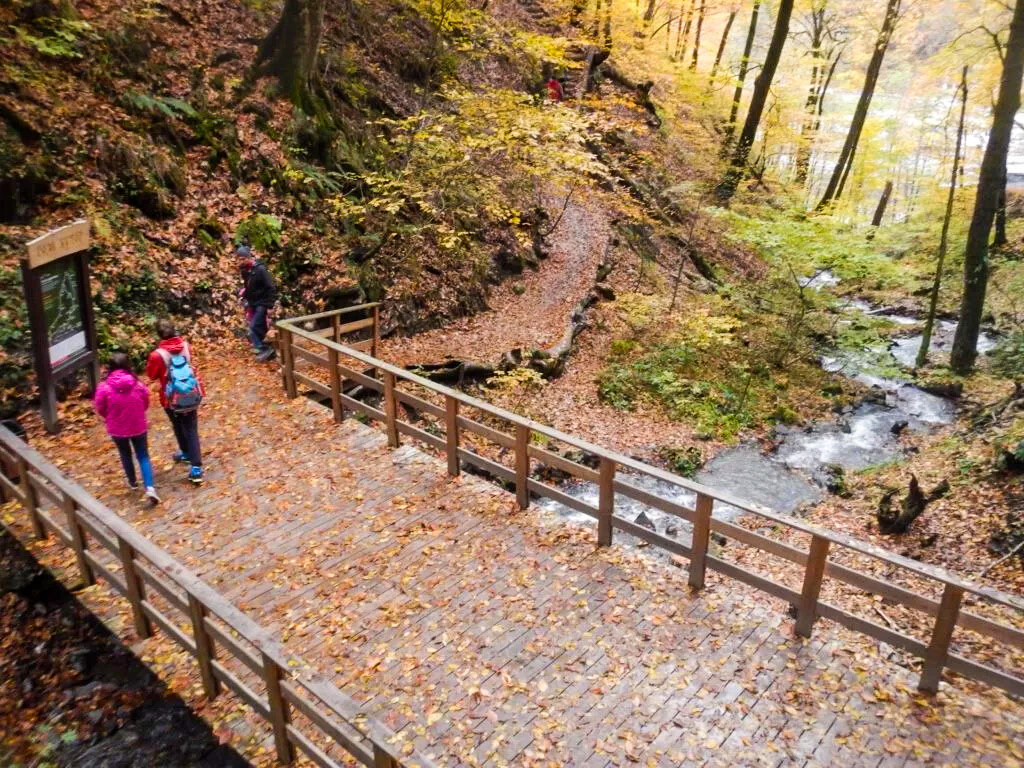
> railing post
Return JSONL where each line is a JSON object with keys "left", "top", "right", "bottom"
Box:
{"left": 188, "top": 594, "right": 220, "bottom": 699}
{"left": 598, "top": 458, "right": 614, "bottom": 546}
{"left": 262, "top": 652, "right": 295, "bottom": 763}
{"left": 445, "top": 396, "right": 460, "bottom": 476}
{"left": 372, "top": 305, "right": 380, "bottom": 358}
{"left": 689, "top": 493, "right": 713, "bottom": 590}
{"left": 919, "top": 584, "right": 964, "bottom": 693}
{"left": 331, "top": 314, "right": 341, "bottom": 343}
{"left": 279, "top": 327, "right": 297, "bottom": 399}
{"left": 373, "top": 745, "right": 400, "bottom": 768}
{"left": 116, "top": 536, "right": 152, "bottom": 639}
{"left": 17, "top": 457, "right": 45, "bottom": 539}
{"left": 328, "top": 347, "right": 343, "bottom": 423}
{"left": 795, "top": 535, "right": 830, "bottom": 638}
{"left": 62, "top": 495, "right": 94, "bottom": 587}
{"left": 515, "top": 424, "right": 530, "bottom": 509}
{"left": 383, "top": 372, "right": 400, "bottom": 448}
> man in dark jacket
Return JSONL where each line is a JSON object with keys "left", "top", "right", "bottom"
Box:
{"left": 237, "top": 245, "right": 278, "bottom": 362}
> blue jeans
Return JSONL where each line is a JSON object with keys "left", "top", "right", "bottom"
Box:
{"left": 165, "top": 408, "right": 202, "bottom": 467}
{"left": 113, "top": 434, "right": 155, "bottom": 488}
{"left": 249, "top": 305, "right": 270, "bottom": 353}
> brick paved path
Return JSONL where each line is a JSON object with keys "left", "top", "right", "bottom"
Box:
{"left": 38, "top": 345, "right": 1024, "bottom": 768}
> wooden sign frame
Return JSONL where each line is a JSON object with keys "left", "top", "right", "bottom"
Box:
{"left": 21, "top": 220, "right": 99, "bottom": 433}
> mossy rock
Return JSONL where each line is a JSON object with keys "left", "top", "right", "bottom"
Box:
{"left": 96, "top": 137, "right": 185, "bottom": 219}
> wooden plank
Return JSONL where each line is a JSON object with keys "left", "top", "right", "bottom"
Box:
{"left": 348, "top": 338, "right": 374, "bottom": 354}
{"left": 613, "top": 478, "right": 696, "bottom": 523}
{"left": 17, "top": 456, "right": 45, "bottom": 539}
{"left": 515, "top": 424, "right": 530, "bottom": 510}
{"left": 204, "top": 618, "right": 261, "bottom": 673}
{"left": 282, "top": 329, "right": 297, "bottom": 398}
{"left": 83, "top": 551, "right": 127, "bottom": 596}
{"left": 331, "top": 314, "right": 341, "bottom": 342}
{"left": 395, "top": 421, "right": 445, "bottom": 450}
{"left": 328, "top": 347, "right": 343, "bottom": 422}
{"left": 117, "top": 536, "right": 152, "bottom": 638}
{"left": 706, "top": 555, "right": 802, "bottom": 605}
{"left": 337, "top": 316, "right": 375, "bottom": 335}
{"left": 134, "top": 560, "right": 188, "bottom": 613}
{"left": 919, "top": 584, "right": 964, "bottom": 693}
{"left": 374, "top": 745, "right": 400, "bottom": 768}
{"left": 689, "top": 493, "right": 713, "bottom": 590}
{"left": 445, "top": 397, "right": 460, "bottom": 476}
{"left": 945, "top": 653, "right": 1024, "bottom": 698}
{"left": 262, "top": 652, "right": 296, "bottom": 763}
{"left": 394, "top": 388, "right": 445, "bottom": 419}
{"left": 383, "top": 372, "right": 399, "bottom": 448}
{"left": 795, "top": 535, "right": 830, "bottom": 638}
{"left": 612, "top": 516, "right": 692, "bottom": 558}
{"left": 189, "top": 593, "right": 220, "bottom": 699}
{"left": 284, "top": 725, "right": 339, "bottom": 768}
{"left": 456, "top": 415, "right": 515, "bottom": 449}
{"left": 211, "top": 659, "right": 272, "bottom": 718}
{"left": 338, "top": 393, "right": 385, "bottom": 423}
{"left": 290, "top": 345, "right": 330, "bottom": 368}
{"left": 336, "top": 363, "right": 381, "bottom": 391}
{"left": 293, "top": 371, "right": 331, "bottom": 398}
{"left": 597, "top": 458, "right": 614, "bottom": 547}
{"left": 280, "top": 303, "right": 381, "bottom": 325}
{"left": 372, "top": 305, "right": 380, "bottom": 359}
{"left": 141, "top": 601, "right": 196, "bottom": 653}
{"left": 525, "top": 478, "right": 597, "bottom": 518}
{"left": 280, "top": 681, "right": 374, "bottom": 766}
{"left": 29, "top": 471, "right": 61, "bottom": 505}
{"left": 457, "top": 448, "right": 516, "bottom": 483}
{"left": 817, "top": 601, "right": 928, "bottom": 657}
{"left": 26, "top": 219, "right": 89, "bottom": 269}
{"left": 530, "top": 445, "right": 601, "bottom": 484}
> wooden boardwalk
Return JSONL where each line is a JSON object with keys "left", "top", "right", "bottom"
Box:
{"left": 33, "top": 345, "right": 1024, "bottom": 767}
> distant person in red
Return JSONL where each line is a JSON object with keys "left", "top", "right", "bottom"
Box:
{"left": 547, "top": 77, "right": 564, "bottom": 102}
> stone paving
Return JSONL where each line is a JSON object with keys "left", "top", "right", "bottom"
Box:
{"left": 34, "top": 345, "right": 1024, "bottom": 768}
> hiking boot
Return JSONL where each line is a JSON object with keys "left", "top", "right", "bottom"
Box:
{"left": 172, "top": 451, "right": 188, "bottom": 463}
{"left": 257, "top": 347, "right": 277, "bottom": 362}
{"left": 145, "top": 486, "right": 161, "bottom": 506}
{"left": 189, "top": 465, "right": 204, "bottom": 485}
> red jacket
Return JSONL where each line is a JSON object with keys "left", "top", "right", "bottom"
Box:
{"left": 146, "top": 337, "right": 204, "bottom": 408}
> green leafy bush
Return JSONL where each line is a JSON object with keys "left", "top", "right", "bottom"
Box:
{"left": 235, "top": 214, "right": 283, "bottom": 252}
{"left": 991, "top": 332, "right": 1024, "bottom": 379}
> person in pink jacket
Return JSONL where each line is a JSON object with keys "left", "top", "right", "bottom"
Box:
{"left": 94, "top": 353, "right": 160, "bottom": 505}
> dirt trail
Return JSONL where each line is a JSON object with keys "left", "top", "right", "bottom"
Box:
{"left": 381, "top": 198, "right": 610, "bottom": 366}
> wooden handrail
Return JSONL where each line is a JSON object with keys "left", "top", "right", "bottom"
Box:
{"left": 277, "top": 305, "right": 1024, "bottom": 698}
{"left": 0, "top": 425, "right": 437, "bottom": 768}
{"left": 276, "top": 312, "right": 1024, "bottom": 613}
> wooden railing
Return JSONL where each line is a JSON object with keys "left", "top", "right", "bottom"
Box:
{"left": 277, "top": 304, "right": 1024, "bottom": 699}
{"left": 0, "top": 426, "right": 436, "bottom": 768}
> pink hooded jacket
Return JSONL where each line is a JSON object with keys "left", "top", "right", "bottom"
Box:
{"left": 94, "top": 369, "right": 150, "bottom": 438}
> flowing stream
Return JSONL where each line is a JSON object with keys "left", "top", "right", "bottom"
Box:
{"left": 543, "top": 273, "right": 1000, "bottom": 544}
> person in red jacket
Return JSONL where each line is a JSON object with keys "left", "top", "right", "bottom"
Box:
{"left": 146, "top": 319, "right": 204, "bottom": 485}
{"left": 547, "top": 77, "right": 564, "bottom": 102}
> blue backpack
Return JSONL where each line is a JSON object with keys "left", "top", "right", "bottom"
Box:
{"left": 159, "top": 346, "right": 203, "bottom": 413}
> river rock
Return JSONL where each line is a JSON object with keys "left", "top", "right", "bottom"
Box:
{"left": 635, "top": 511, "right": 656, "bottom": 531}
{"left": 665, "top": 523, "right": 679, "bottom": 537}
{"left": 890, "top": 420, "right": 909, "bottom": 436}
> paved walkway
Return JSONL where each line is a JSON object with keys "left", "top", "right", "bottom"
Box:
{"left": 36, "top": 344, "right": 1024, "bottom": 767}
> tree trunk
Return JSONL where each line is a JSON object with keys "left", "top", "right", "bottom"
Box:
{"left": 644, "top": 0, "right": 658, "bottom": 22}
{"left": 255, "top": 0, "right": 325, "bottom": 108}
{"left": 994, "top": 170, "right": 1009, "bottom": 247}
{"left": 708, "top": 9, "right": 737, "bottom": 83}
{"left": 675, "top": 0, "right": 696, "bottom": 60}
{"left": 871, "top": 180, "right": 894, "bottom": 227}
{"left": 717, "top": 0, "right": 795, "bottom": 202}
{"left": 951, "top": 0, "right": 1024, "bottom": 374}
{"left": 794, "top": 8, "right": 842, "bottom": 186}
{"left": 816, "top": 0, "right": 901, "bottom": 211}
{"left": 918, "top": 67, "right": 968, "bottom": 369}
{"left": 689, "top": 0, "right": 706, "bottom": 70}
{"left": 722, "top": 0, "right": 762, "bottom": 152}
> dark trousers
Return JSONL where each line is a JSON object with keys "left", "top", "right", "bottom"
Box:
{"left": 165, "top": 408, "right": 202, "bottom": 467}
{"left": 112, "top": 434, "right": 155, "bottom": 488}
{"left": 249, "top": 305, "right": 270, "bottom": 352}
